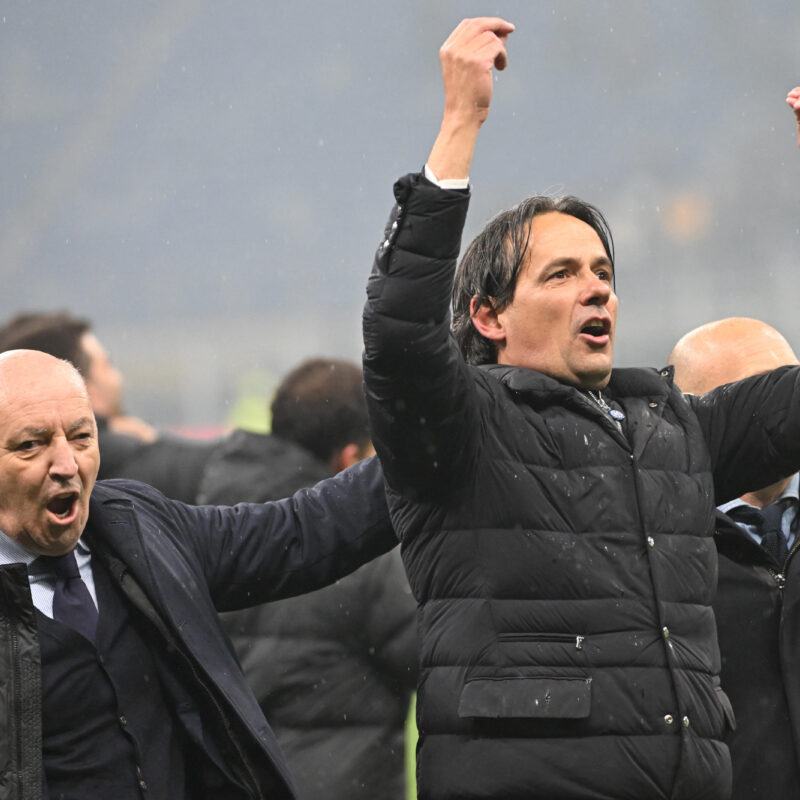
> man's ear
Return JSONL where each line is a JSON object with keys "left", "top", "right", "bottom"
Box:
{"left": 470, "top": 296, "right": 506, "bottom": 343}
{"left": 331, "top": 443, "right": 362, "bottom": 474}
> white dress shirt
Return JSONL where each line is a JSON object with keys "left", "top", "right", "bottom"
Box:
{"left": 0, "top": 531, "right": 99, "bottom": 616}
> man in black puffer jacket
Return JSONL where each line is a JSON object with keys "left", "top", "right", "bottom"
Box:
{"left": 362, "top": 17, "right": 800, "bottom": 800}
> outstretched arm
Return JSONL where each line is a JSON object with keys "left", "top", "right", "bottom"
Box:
{"left": 427, "top": 17, "right": 514, "bottom": 181}
{"left": 787, "top": 86, "right": 800, "bottom": 148}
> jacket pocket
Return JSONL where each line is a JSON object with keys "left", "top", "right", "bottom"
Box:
{"left": 458, "top": 676, "right": 592, "bottom": 719}
{"left": 497, "top": 632, "right": 585, "bottom": 649}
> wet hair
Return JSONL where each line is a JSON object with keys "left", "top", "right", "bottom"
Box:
{"left": 452, "top": 196, "right": 615, "bottom": 365}
{"left": 0, "top": 311, "right": 92, "bottom": 375}
{"left": 270, "top": 358, "right": 370, "bottom": 464}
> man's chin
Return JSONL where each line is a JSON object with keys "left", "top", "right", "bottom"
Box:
{"left": 34, "top": 520, "right": 86, "bottom": 556}
{"left": 575, "top": 364, "right": 613, "bottom": 390}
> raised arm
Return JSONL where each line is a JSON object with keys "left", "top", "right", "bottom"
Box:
{"left": 363, "top": 18, "right": 513, "bottom": 502}
{"left": 787, "top": 86, "right": 800, "bottom": 148}
{"left": 427, "top": 17, "right": 514, "bottom": 181}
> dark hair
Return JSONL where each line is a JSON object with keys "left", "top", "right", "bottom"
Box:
{"left": 270, "top": 358, "right": 369, "bottom": 464}
{"left": 452, "top": 196, "right": 615, "bottom": 365}
{"left": 0, "top": 311, "right": 92, "bottom": 375}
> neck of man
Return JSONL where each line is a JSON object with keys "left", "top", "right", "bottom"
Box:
{"left": 739, "top": 476, "right": 794, "bottom": 509}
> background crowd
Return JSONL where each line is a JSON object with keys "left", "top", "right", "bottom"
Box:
{"left": 2, "top": 3, "right": 799, "bottom": 433}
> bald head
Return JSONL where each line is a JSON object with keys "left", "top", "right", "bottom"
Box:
{"left": 0, "top": 349, "right": 88, "bottom": 402}
{"left": 669, "top": 318, "right": 799, "bottom": 395}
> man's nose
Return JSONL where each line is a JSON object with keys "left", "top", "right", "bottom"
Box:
{"left": 49, "top": 439, "right": 78, "bottom": 478}
{"left": 580, "top": 273, "right": 612, "bottom": 306}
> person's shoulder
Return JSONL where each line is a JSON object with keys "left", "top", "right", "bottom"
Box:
{"left": 91, "top": 477, "right": 174, "bottom": 507}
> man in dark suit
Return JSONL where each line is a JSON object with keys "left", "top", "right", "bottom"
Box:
{"left": 669, "top": 317, "right": 800, "bottom": 800}
{"left": 0, "top": 348, "right": 395, "bottom": 799}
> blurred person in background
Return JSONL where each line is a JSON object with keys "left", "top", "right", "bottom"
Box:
{"left": 198, "top": 357, "right": 418, "bottom": 800}
{"left": 0, "top": 310, "right": 217, "bottom": 502}
{"left": 669, "top": 317, "right": 800, "bottom": 800}
{"left": 363, "top": 16, "right": 800, "bottom": 800}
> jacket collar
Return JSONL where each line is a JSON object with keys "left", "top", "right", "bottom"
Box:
{"left": 479, "top": 363, "right": 676, "bottom": 455}
{"left": 84, "top": 483, "right": 170, "bottom": 616}
{"left": 479, "top": 363, "right": 673, "bottom": 403}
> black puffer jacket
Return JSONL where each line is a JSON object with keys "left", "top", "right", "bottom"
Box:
{"left": 362, "top": 172, "right": 800, "bottom": 800}
{"left": 714, "top": 510, "right": 800, "bottom": 799}
{"left": 198, "top": 430, "right": 417, "bottom": 800}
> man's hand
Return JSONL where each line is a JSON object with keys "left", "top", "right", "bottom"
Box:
{"left": 427, "top": 17, "right": 514, "bottom": 182}
{"left": 440, "top": 18, "right": 514, "bottom": 128}
{"left": 787, "top": 86, "right": 800, "bottom": 148}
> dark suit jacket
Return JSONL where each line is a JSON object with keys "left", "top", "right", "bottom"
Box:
{"left": 714, "top": 510, "right": 800, "bottom": 800}
{"left": 0, "top": 456, "right": 395, "bottom": 799}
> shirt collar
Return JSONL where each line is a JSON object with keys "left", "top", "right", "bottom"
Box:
{"left": 719, "top": 472, "right": 800, "bottom": 514}
{"left": 0, "top": 529, "right": 38, "bottom": 567}
{"left": 0, "top": 529, "right": 91, "bottom": 568}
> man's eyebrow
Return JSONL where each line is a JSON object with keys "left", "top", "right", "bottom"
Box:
{"left": 594, "top": 255, "right": 614, "bottom": 274}
{"left": 68, "top": 417, "right": 94, "bottom": 433}
{"left": 15, "top": 426, "right": 48, "bottom": 439}
{"left": 544, "top": 255, "right": 614, "bottom": 269}
{"left": 4, "top": 418, "right": 94, "bottom": 446}
{"left": 1, "top": 426, "right": 47, "bottom": 450}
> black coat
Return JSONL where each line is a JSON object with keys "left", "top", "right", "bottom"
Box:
{"left": 198, "top": 430, "right": 418, "bottom": 800}
{"left": 363, "top": 171, "right": 800, "bottom": 800}
{"left": 0, "top": 457, "right": 395, "bottom": 800}
{"left": 714, "top": 510, "right": 800, "bottom": 799}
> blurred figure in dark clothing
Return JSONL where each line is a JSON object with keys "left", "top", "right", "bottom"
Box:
{"left": 0, "top": 311, "right": 216, "bottom": 502}
{"left": 669, "top": 317, "right": 800, "bottom": 800}
{"left": 198, "top": 357, "right": 374, "bottom": 503}
{"left": 198, "top": 357, "right": 418, "bottom": 800}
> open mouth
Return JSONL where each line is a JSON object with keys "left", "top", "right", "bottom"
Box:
{"left": 47, "top": 493, "right": 78, "bottom": 520}
{"left": 580, "top": 319, "right": 611, "bottom": 341}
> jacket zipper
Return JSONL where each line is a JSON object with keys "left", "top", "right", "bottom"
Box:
{"left": 768, "top": 537, "right": 800, "bottom": 590}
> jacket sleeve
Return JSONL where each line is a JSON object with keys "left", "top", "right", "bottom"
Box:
{"left": 686, "top": 364, "right": 800, "bottom": 504}
{"left": 155, "top": 455, "right": 398, "bottom": 611}
{"left": 362, "top": 171, "right": 482, "bottom": 501}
